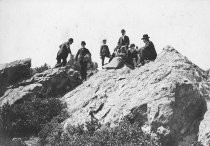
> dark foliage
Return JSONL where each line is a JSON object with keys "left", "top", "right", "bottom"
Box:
{"left": 32, "top": 63, "right": 51, "bottom": 74}
{"left": 40, "top": 118, "right": 160, "bottom": 146}
{"left": 0, "top": 97, "right": 65, "bottom": 137}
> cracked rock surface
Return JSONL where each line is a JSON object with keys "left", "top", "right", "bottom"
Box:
{"left": 62, "top": 46, "right": 210, "bottom": 145}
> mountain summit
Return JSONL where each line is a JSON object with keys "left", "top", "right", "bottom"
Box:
{"left": 0, "top": 46, "right": 209, "bottom": 146}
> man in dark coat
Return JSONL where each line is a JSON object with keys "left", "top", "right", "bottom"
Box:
{"left": 100, "top": 39, "right": 111, "bottom": 66}
{"left": 118, "top": 29, "right": 130, "bottom": 48}
{"left": 75, "top": 41, "right": 91, "bottom": 81}
{"left": 139, "top": 34, "right": 157, "bottom": 65}
{"left": 56, "top": 38, "right": 73, "bottom": 67}
{"left": 126, "top": 44, "right": 138, "bottom": 68}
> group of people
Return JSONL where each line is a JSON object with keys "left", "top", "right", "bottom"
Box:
{"left": 100, "top": 29, "right": 157, "bottom": 69}
{"left": 55, "top": 39, "right": 91, "bottom": 81}
{"left": 55, "top": 29, "right": 157, "bottom": 81}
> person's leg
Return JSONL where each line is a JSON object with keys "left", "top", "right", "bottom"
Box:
{"left": 139, "top": 48, "right": 146, "bottom": 65}
{"left": 80, "top": 62, "right": 87, "bottom": 81}
{"left": 109, "top": 53, "right": 115, "bottom": 62}
{"left": 62, "top": 57, "right": 67, "bottom": 66}
{"left": 56, "top": 55, "right": 61, "bottom": 64}
{"left": 101, "top": 56, "right": 105, "bottom": 66}
{"left": 83, "top": 62, "right": 88, "bottom": 81}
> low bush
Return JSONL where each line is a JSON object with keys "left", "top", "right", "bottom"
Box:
{"left": 32, "top": 63, "right": 51, "bottom": 75}
{"left": 0, "top": 97, "right": 66, "bottom": 137}
{"left": 41, "top": 118, "right": 160, "bottom": 146}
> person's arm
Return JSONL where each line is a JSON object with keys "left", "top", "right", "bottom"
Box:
{"left": 117, "top": 37, "right": 121, "bottom": 46}
{"left": 100, "top": 45, "right": 103, "bottom": 57}
{"left": 75, "top": 49, "right": 80, "bottom": 61}
{"left": 87, "top": 49, "right": 91, "bottom": 56}
{"left": 126, "top": 36, "right": 130, "bottom": 46}
{"left": 107, "top": 46, "right": 111, "bottom": 56}
{"left": 67, "top": 46, "right": 72, "bottom": 55}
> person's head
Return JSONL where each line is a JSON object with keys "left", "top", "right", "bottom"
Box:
{"left": 81, "top": 41, "right": 86, "bottom": 48}
{"left": 130, "top": 44, "right": 135, "bottom": 49}
{"left": 121, "top": 29, "right": 126, "bottom": 36}
{"left": 102, "top": 39, "right": 107, "bottom": 44}
{"left": 141, "top": 34, "right": 150, "bottom": 43}
{"left": 68, "top": 38, "right": 73, "bottom": 44}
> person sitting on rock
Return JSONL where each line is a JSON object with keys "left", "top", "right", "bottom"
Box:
{"left": 100, "top": 39, "right": 111, "bottom": 66}
{"left": 126, "top": 44, "right": 138, "bottom": 68}
{"left": 75, "top": 41, "right": 91, "bottom": 81}
{"left": 55, "top": 38, "right": 73, "bottom": 68}
{"left": 109, "top": 46, "right": 120, "bottom": 62}
{"left": 139, "top": 34, "right": 157, "bottom": 65}
{"left": 116, "top": 46, "right": 127, "bottom": 60}
{"left": 118, "top": 29, "right": 130, "bottom": 49}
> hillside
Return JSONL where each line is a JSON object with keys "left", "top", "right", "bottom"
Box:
{"left": 0, "top": 45, "right": 209, "bottom": 146}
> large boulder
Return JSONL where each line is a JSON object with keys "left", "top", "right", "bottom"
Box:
{"left": 198, "top": 74, "right": 210, "bottom": 146}
{"left": 0, "top": 66, "right": 81, "bottom": 107}
{"left": 61, "top": 46, "right": 209, "bottom": 145}
{"left": 0, "top": 58, "right": 31, "bottom": 96}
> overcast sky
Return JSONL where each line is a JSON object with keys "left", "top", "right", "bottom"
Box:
{"left": 0, "top": 0, "right": 210, "bottom": 69}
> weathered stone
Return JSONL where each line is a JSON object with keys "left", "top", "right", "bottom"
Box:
{"left": 0, "top": 66, "right": 81, "bottom": 107}
{"left": 0, "top": 58, "right": 31, "bottom": 96}
{"left": 61, "top": 46, "right": 209, "bottom": 145}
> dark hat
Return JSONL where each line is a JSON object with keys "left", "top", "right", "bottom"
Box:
{"left": 121, "top": 29, "right": 126, "bottom": 33}
{"left": 102, "top": 39, "right": 107, "bottom": 42}
{"left": 81, "top": 41, "right": 86, "bottom": 45}
{"left": 130, "top": 44, "right": 135, "bottom": 48}
{"left": 68, "top": 38, "right": 73, "bottom": 42}
{"left": 141, "top": 34, "right": 150, "bottom": 40}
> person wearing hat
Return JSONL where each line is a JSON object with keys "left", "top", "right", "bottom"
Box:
{"left": 55, "top": 38, "right": 74, "bottom": 68}
{"left": 75, "top": 41, "right": 91, "bottom": 81}
{"left": 139, "top": 34, "right": 157, "bottom": 65}
{"left": 117, "top": 29, "right": 130, "bottom": 48}
{"left": 100, "top": 39, "right": 111, "bottom": 66}
{"left": 125, "top": 44, "right": 138, "bottom": 68}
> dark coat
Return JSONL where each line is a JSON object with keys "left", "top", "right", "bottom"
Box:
{"left": 118, "top": 35, "right": 130, "bottom": 47}
{"left": 140, "top": 41, "right": 157, "bottom": 62}
{"left": 75, "top": 48, "right": 91, "bottom": 63}
{"left": 57, "top": 42, "right": 71, "bottom": 59}
{"left": 100, "top": 45, "right": 110, "bottom": 57}
{"left": 126, "top": 50, "right": 138, "bottom": 66}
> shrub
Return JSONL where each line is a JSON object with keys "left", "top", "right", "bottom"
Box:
{"left": 33, "top": 63, "right": 51, "bottom": 74}
{"left": 0, "top": 98, "right": 65, "bottom": 137}
{"left": 42, "top": 118, "right": 160, "bottom": 146}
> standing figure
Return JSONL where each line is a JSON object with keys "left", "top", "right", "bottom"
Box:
{"left": 117, "top": 29, "right": 130, "bottom": 49}
{"left": 100, "top": 39, "right": 111, "bottom": 66}
{"left": 139, "top": 34, "right": 157, "bottom": 65}
{"left": 56, "top": 38, "right": 73, "bottom": 67}
{"left": 75, "top": 41, "right": 91, "bottom": 81}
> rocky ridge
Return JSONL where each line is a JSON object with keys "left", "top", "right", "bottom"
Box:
{"left": 0, "top": 46, "right": 209, "bottom": 146}
{"left": 61, "top": 46, "right": 210, "bottom": 146}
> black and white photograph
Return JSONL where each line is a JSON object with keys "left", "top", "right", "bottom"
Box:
{"left": 0, "top": 0, "right": 210, "bottom": 145}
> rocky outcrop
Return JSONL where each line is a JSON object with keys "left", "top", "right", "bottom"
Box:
{"left": 198, "top": 73, "right": 210, "bottom": 146}
{"left": 0, "top": 66, "right": 81, "bottom": 107}
{"left": 0, "top": 58, "right": 31, "bottom": 96}
{"left": 61, "top": 46, "right": 209, "bottom": 146}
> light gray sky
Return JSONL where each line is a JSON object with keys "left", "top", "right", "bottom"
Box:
{"left": 0, "top": 0, "right": 210, "bottom": 69}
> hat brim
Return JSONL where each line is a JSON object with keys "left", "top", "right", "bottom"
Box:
{"left": 141, "top": 37, "right": 150, "bottom": 40}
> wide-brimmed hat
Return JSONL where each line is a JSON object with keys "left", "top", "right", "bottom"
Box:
{"left": 141, "top": 34, "right": 150, "bottom": 40}
{"left": 81, "top": 41, "right": 86, "bottom": 45}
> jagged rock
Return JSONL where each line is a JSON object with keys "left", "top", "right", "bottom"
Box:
{"left": 61, "top": 46, "right": 209, "bottom": 146}
{"left": 0, "top": 66, "right": 81, "bottom": 107}
{"left": 0, "top": 58, "right": 31, "bottom": 96}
